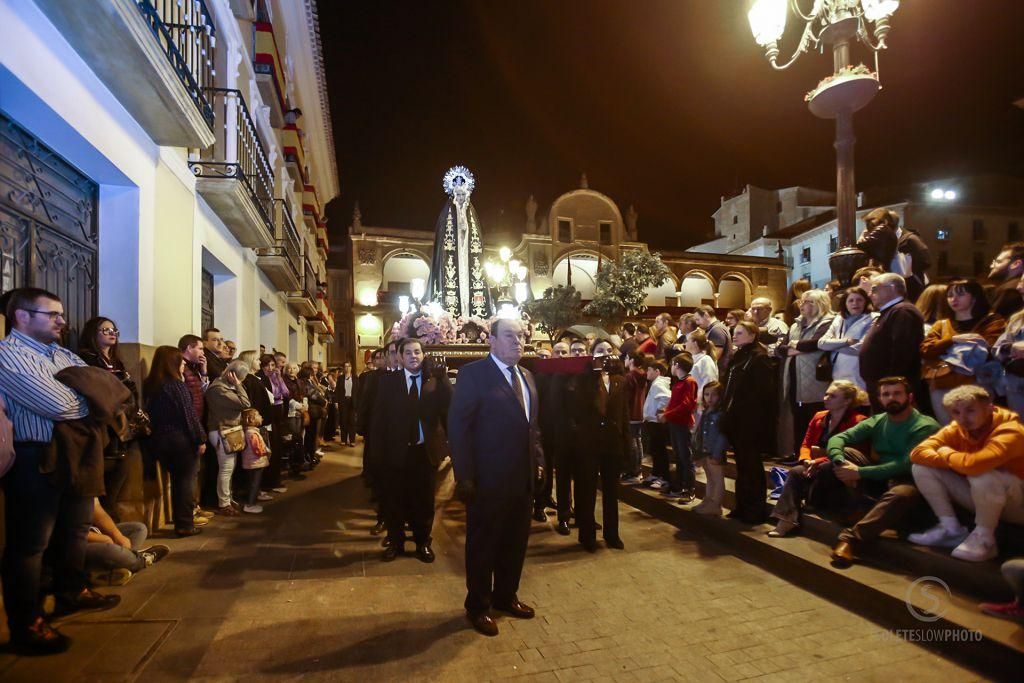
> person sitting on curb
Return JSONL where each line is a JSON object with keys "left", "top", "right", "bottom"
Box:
{"left": 86, "top": 499, "right": 169, "bottom": 586}
{"left": 908, "top": 385, "right": 1024, "bottom": 562}
{"left": 826, "top": 377, "right": 941, "bottom": 567}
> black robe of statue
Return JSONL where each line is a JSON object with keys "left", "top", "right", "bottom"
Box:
{"left": 426, "top": 198, "right": 493, "bottom": 319}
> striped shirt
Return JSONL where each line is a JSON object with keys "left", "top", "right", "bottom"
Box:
{"left": 0, "top": 329, "right": 89, "bottom": 442}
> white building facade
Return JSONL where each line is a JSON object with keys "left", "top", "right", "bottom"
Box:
{"left": 689, "top": 177, "right": 1024, "bottom": 289}
{"left": 0, "top": 0, "right": 338, "bottom": 369}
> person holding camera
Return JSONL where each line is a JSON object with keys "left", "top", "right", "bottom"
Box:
{"left": 570, "top": 339, "right": 629, "bottom": 552}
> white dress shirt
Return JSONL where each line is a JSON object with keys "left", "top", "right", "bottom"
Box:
{"left": 489, "top": 353, "right": 531, "bottom": 420}
{"left": 403, "top": 368, "right": 425, "bottom": 444}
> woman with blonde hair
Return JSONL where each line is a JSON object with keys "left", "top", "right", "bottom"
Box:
{"left": 777, "top": 289, "right": 835, "bottom": 458}
{"left": 768, "top": 380, "right": 868, "bottom": 537}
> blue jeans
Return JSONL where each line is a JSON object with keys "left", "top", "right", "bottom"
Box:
{"left": 2, "top": 442, "right": 93, "bottom": 632}
{"left": 668, "top": 424, "right": 694, "bottom": 493}
{"left": 84, "top": 522, "right": 149, "bottom": 572}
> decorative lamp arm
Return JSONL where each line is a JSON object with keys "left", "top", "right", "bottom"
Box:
{"left": 767, "top": 19, "right": 819, "bottom": 70}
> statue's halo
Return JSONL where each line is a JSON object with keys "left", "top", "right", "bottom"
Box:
{"left": 443, "top": 165, "right": 476, "bottom": 197}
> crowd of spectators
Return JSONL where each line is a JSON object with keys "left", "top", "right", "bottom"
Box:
{"left": 0, "top": 287, "right": 355, "bottom": 654}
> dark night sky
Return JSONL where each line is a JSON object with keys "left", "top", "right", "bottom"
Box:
{"left": 320, "top": 1, "right": 1024, "bottom": 250}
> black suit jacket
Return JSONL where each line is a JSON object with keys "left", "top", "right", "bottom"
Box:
{"left": 448, "top": 356, "right": 544, "bottom": 498}
{"left": 568, "top": 371, "right": 630, "bottom": 460}
{"left": 336, "top": 373, "right": 359, "bottom": 403}
{"left": 369, "top": 368, "right": 452, "bottom": 468}
{"left": 859, "top": 299, "right": 925, "bottom": 386}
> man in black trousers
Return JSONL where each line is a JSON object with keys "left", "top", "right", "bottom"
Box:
{"left": 337, "top": 361, "right": 358, "bottom": 446}
{"left": 357, "top": 348, "right": 388, "bottom": 536}
{"left": 370, "top": 338, "right": 451, "bottom": 563}
{"left": 449, "top": 318, "right": 544, "bottom": 637}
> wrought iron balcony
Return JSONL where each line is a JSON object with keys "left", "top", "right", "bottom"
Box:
{"left": 32, "top": 0, "right": 217, "bottom": 148}
{"left": 256, "top": 199, "right": 302, "bottom": 291}
{"left": 190, "top": 88, "right": 275, "bottom": 248}
{"left": 287, "top": 256, "right": 319, "bottom": 317}
{"left": 281, "top": 124, "right": 308, "bottom": 186}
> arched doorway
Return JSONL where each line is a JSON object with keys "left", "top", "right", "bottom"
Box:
{"left": 551, "top": 253, "right": 600, "bottom": 300}
{"left": 678, "top": 272, "right": 716, "bottom": 308}
{"left": 381, "top": 252, "right": 430, "bottom": 297}
{"left": 718, "top": 273, "right": 752, "bottom": 309}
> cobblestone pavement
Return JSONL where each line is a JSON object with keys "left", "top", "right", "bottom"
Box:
{"left": 0, "top": 447, "right": 981, "bottom": 682}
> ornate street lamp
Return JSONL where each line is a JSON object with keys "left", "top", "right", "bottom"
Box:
{"left": 747, "top": 0, "right": 899, "bottom": 284}
{"left": 485, "top": 246, "right": 530, "bottom": 313}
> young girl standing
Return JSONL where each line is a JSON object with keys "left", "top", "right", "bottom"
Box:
{"left": 692, "top": 382, "right": 729, "bottom": 516}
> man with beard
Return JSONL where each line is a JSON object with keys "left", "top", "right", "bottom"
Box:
{"left": 369, "top": 338, "right": 451, "bottom": 563}
{"left": 987, "top": 242, "right": 1024, "bottom": 318}
{"left": 356, "top": 348, "right": 388, "bottom": 536}
{"left": 826, "top": 377, "right": 940, "bottom": 567}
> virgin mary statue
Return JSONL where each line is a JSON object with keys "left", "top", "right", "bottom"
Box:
{"left": 427, "top": 166, "right": 492, "bottom": 318}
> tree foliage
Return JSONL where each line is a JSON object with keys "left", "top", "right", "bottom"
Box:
{"left": 583, "top": 250, "right": 671, "bottom": 323}
{"left": 522, "top": 284, "right": 582, "bottom": 337}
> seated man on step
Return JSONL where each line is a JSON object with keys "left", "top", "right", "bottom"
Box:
{"left": 827, "top": 376, "right": 940, "bottom": 567}
{"left": 908, "top": 385, "right": 1024, "bottom": 562}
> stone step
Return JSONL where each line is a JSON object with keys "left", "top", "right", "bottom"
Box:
{"left": 617, "top": 480, "right": 1024, "bottom": 681}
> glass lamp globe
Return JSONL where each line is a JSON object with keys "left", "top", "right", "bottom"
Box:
{"left": 861, "top": 0, "right": 899, "bottom": 22}
{"left": 747, "top": 0, "right": 787, "bottom": 46}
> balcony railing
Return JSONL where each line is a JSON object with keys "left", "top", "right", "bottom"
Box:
{"left": 190, "top": 88, "right": 274, "bottom": 231}
{"left": 255, "top": 199, "right": 302, "bottom": 289}
{"left": 304, "top": 257, "right": 319, "bottom": 303}
{"left": 134, "top": 0, "right": 216, "bottom": 129}
{"left": 253, "top": 21, "right": 286, "bottom": 126}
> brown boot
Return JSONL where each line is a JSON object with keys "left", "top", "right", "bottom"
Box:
{"left": 831, "top": 541, "right": 857, "bottom": 567}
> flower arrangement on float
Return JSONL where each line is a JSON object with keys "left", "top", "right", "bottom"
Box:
{"left": 389, "top": 304, "right": 533, "bottom": 346}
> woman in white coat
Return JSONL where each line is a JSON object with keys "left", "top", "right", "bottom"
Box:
{"left": 818, "top": 287, "right": 877, "bottom": 391}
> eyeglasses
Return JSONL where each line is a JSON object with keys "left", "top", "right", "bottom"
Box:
{"left": 98, "top": 327, "right": 119, "bottom": 336}
{"left": 23, "top": 309, "right": 65, "bottom": 321}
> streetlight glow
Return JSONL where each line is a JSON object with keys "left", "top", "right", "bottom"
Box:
{"left": 861, "top": 0, "right": 900, "bottom": 22}
{"left": 747, "top": 0, "right": 787, "bottom": 47}
{"left": 410, "top": 277, "right": 426, "bottom": 301}
{"left": 944, "top": 190, "right": 956, "bottom": 200}
{"left": 931, "top": 188, "right": 944, "bottom": 199}
{"left": 398, "top": 295, "right": 410, "bottom": 314}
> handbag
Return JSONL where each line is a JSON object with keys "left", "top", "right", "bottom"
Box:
{"left": 219, "top": 424, "right": 246, "bottom": 453}
{"left": 815, "top": 353, "right": 833, "bottom": 382}
{"left": 125, "top": 408, "right": 152, "bottom": 441}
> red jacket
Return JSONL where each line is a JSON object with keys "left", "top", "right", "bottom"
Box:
{"left": 637, "top": 337, "right": 657, "bottom": 355}
{"left": 800, "top": 409, "right": 865, "bottom": 461}
{"left": 662, "top": 376, "right": 697, "bottom": 428}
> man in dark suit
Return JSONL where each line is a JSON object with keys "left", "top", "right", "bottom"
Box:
{"left": 337, "top": 361, "right": 359, "bottom": 446}
{"left": 448, "top": 318, "right": 544, "bottom": 637}
{"left": 357, "top": 348, "right": 388, "bottom": 536}
{"left": 859, "top": 273, "right": 925, "bottom": 411}
{"left": 569, "top": 340, "right": 630, "bottom": 551}
{"left": 855, "top": 208, "right": 931, "bottom": 301}
{"left": 536, "top": 341, "right": 574, "bottom": 534}
{"left": 370, "top": 338, "right": 451, "bottom": 562}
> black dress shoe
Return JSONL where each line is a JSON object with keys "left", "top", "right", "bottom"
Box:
{"left": 545, "top": 498, "right": 558, "bottom": 510}
{"left": 555, "top": 521, "right": 570, "bottom": 536}
{"left": 604, "top": 537, "right": 625, "bottom": 550}
{"left": 175, "top": 527, "right": 203, "bottom": 537}
{"left": 10, "top": 617, "right": 70, "bottom": 655}
{"left": 494, "top": 600, "right": 535, "bottom": 619}
{"left": 370, "top": 521, "right": 385, "bottom": 536}
{"left": 416, "top": 545, "right": 435, "bottom": 563}
{"left": 53, "top": 588, "right": 121, "bottom": 616}
{"left": 467, "top": 611, "right": 498, "bottom": 637}
{"left": 382, "top": 545, "right": 400, "bottom": 562}
{"left": 532, "top": 509, "right": 547, "bottom": 523}
{"left": 579, "top": 538, "right": 598, "bottom": 553}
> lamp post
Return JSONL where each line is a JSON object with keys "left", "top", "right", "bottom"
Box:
{"left": 747, "top": 0, "right": 900, "bottom": 284}
{"left": 485, "top": 246, "right": 530, "bottom": 316}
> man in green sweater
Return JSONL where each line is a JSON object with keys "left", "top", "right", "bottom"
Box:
{"left": 827, "top": 377, "right": 940, "bottom": 567}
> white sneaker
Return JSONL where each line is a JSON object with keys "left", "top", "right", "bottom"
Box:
{"left": 951, "top": 529, "right": 997, "bottom": 562}
{"left": 649, "top": 479, "right": 667, "bottom": 491}
{"left": 315, "top": 449, "right": 325, "bottom": 457}
{"left": 242, "top": 504, "right": 264, "bottom": 514}
{"left": 257, "top": 492, "right": 274, "bottom": 501}
{"left": 272, "top": 487, "right": 288, "bottom": 493}
{"left": 908, "top": 523, "right": 969, "bottom": 548}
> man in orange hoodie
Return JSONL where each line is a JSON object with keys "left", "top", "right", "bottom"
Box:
{"left": 909, "top": 385, "right": 1024, "bottom": 562}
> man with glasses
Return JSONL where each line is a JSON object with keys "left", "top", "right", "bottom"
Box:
{"left": 748, "top": 297, "right": 788, "bottom": 351}
{"left": 0, "top": 288, "right": 120, "bottom": 654}
{"left": 859, "top": 273, "right": 925, "bottom": 412}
